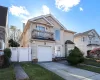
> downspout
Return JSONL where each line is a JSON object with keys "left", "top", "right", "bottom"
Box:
{"left": 65, "top": 43, "right": 67, "bottom": 58}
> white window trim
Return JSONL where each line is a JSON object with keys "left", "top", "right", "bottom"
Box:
{"left": 36, "top": 24, "right": 46, "bottom": 31}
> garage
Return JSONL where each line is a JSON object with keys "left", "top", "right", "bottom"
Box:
{"left": 37, "top": 46, "right": 52, "bottom": 62}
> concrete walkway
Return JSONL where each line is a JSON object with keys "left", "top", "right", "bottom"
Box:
{"left": 14, "top": 63, "right": 29, "bottom": 80}
{"left": 39, "top": 62, "right": 100, "bottom": 80}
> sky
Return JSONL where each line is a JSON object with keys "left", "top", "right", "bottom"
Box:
{"left": 1, "top": 0, "right": 100, "bottom": 34}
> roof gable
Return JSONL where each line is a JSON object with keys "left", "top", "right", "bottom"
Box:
{"left": 75, "top": 29, "right": 94, "bottom": 37}
{"left": 28, "top": 14, "right": 75, "bottom": 33}
{"left": 45, "top": 14, "right": 67, "bottom": 30}
{"left": 88, "top": 29, "right": 100, "bottom": 40}
{"left": 29, "top": 15, "right": 53, "bottom": 26}
{"left": 75, "top": 29, "right": 100, "bottom": 40}
{"left": 29, "top": 14, "right": 67, "bottom": 30}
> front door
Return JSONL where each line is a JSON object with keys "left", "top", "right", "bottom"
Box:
{"left": 55, "top": 45, "right": 61, "bottom": 57}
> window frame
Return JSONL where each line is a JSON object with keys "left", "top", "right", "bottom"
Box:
{"left": 83, "top": 37, "right": 85, "bottom": 42}
{"left": 36, "top": 25, "right": 46, "bottom": 38}
{"left": 37, "top": 25, "right": 45, "bottom": 31}
{"left": 54, "top": 29, "right": 60, "bottom": 41}
{"left": 81, "top": 37, "right": 86, "bottom": 42}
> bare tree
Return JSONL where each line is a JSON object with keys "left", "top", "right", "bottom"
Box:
{"left": 10, "top": 26, "right": 16, "bottom": 41}
{"left": 9, "top": 26, "right": 21, "bottom": 42}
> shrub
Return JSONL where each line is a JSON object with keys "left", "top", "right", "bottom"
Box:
{"left": 3, "top": 48, "right": 11, "bottom": 68}
{"left": 4, "top": 48, "right": 11, "bottom": 58}
{"left": 89, "top": 48, "right": 100, "bottom": 58}
{"left": 2, "top": 56, "right": 10, "bottom": 68}
{"left": 9, "top": 39, "right": 20, "bottom": 47}
{"left": 67, "top": 47, "right": 84, "bottom": 65}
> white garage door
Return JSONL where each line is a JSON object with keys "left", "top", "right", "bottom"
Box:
{"left": 38, "top": 46, "right": 52, "bottom": 62}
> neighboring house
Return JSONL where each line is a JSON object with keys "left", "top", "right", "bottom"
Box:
{"left": 0, "top": 6, "right": 8, "bottom": 55}
{"left": 74, "top": 29, "right": 100, "bottom": 57}
{"left": 20, "top": 14, "right": 75, "bottom": 62}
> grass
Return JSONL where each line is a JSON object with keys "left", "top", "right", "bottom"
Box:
{"left": 21, "top": 62, "right": 64, "bottom": 80}
{"left": 83, "top": 58, "right": 100, "bottom": 67}
{"left": 0, "top": 65, "right": 15, "bottom": 80}
{"left": 75, "top": 64, "right": 100, "bottom": 73}
{"left": 74, "top": 58, "right": 100, "bottom": 73}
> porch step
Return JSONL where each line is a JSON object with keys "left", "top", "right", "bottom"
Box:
{"left": 54, "top": 57, "right": 66, "bottom": 61}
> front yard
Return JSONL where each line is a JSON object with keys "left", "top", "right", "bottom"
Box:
{"left": 75, "top": 58, "right": 100, "bottom": 74}
{"left": 0, "top": 65, "right": 15, "bottom": 80}
{"left": 83, "top": 58, "right": 100, "bottom": 67}
{"left": 21, "top": 62, "right": 64, "bottom": 80}
{"left": 1, "top": 58, "right": 100, "bottom": 80}
{"left": 75, "top": 64, "right": 100, "bottom": 73}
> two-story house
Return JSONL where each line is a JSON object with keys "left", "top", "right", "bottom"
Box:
{"left": 74, "top": 29, "right": 100, "bottom": 56}
{"left": 20, "top": 14, "right": 75, "bottom": 62}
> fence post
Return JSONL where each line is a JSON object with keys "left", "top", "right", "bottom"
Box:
{"left": 28, "top": 47, "right": 29, "bottom": 61}
{"left": 17, "top": 47, "right": 19, "bottom": 62}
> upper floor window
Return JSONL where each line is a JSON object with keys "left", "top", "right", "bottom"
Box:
{"left": 55, "top": 30, "right": 60, "bottom": 40}
{"left": 37, "top": 26, "right": 45, "bottom": 31}
{"left": 82, "top": 37, "right": 85, "bottom": 42}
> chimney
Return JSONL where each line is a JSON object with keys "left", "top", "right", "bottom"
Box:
{"left": 23, "top": 23, "right": 25, "bottom": 31}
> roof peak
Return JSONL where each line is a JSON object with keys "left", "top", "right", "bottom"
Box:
{"left": 75, "top": 29, "right": 95, "bottom": 37}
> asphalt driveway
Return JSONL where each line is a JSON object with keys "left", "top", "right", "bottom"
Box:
{"left": 39, "top": 62, "right": 100, "bottom": 80}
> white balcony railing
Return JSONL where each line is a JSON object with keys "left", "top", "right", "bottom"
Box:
{"left": 31, "top": 29, "right": 54, "bottom": 41}
{"left": 88, "top": 40, "right": 100, "bottom": 44}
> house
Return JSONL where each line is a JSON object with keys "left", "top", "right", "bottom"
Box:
{"left": 0, "top": 6, "right": 8, "bottom": 55}
{"left": 74, "top": 29, "right": 100, "bottom": 57}
{"left": 20, "top": 14, "right": 75, "bottom": 62}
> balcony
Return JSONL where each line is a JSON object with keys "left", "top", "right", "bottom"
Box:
{"left": 87, "top": 40, "right": 100, "bottom": 46}
{"left": 31, "top": 29, "right": 55, "bottom": 41}
{"left": 88, "top": 41, "right": 100, "bottom": 44}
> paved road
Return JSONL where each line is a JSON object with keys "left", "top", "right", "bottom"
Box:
{"left": 39, "top": 62, "right": 100, "bottom": 80}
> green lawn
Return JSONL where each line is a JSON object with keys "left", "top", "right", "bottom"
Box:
{"left": 0, "top": 65, "right": 15, "bottom": 80}
{"left": 75, "top": 64, "right": 100, "bottom": 73}
{"left": 74, "top": 58, "right": 100, "bottom": 73}
{"left": 83, "top": 58, "right": 100, "bottom": 67}
{"left": 21, "top": 62, "right": 64, "bottom": 80}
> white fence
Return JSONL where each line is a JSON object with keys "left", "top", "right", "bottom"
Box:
{"left": 10, "top": 47, "right": 32, "bottom": 62}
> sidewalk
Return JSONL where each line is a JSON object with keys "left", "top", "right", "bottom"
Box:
{"left": 14, "top": 63, "right": 29, "bottom": 80}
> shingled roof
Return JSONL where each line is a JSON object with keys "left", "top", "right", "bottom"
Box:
{"left": 74, "top": 29, "right": 94, "bottom": 37}
{"left": 87, "top": 44, "right": 100, "bottom": 46}
{"left": 65, "top": 40, "right": 74, "bottom": 44}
